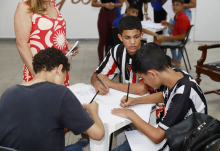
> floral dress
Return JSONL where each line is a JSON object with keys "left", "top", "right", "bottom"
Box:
{"left": 22, "top": 0, "right": 69, "bottom": 86}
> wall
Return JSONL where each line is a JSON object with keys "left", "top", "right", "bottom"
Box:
{"left": 0, "top": 0, "right": 219, "bottom": 41}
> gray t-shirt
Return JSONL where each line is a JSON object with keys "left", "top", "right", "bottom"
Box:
{"left": 0, "top": 82, "right": 94, "bottom": 151}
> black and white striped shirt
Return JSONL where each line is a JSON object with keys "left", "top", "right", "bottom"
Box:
{"left": 95, "top": 43, "right": 152, "bottom": 86}
{"left": 159, "top": 68, "right": 208, "bottom": 131}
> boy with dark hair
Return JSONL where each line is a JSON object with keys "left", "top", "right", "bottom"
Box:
{"left": 111, "top": 43, "right": 207, "bottom": 150}
{"left": 113, "top": 3, "right": 139, "bottom": 28}
{"left": 0, "top": 47, "right": 104, "bottom": 151}
{"left": 91, "top": 16, "right": 151, "bottom": 96}
{"left": 155, "top": 0, "right": 191, "bottom": 66}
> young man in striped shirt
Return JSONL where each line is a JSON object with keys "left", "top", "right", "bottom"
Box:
{"left": 91, "top": 16, "right": 153, "bottom": 95}
{"left": 111, "top": 43, "right": 207, "bottom": 150}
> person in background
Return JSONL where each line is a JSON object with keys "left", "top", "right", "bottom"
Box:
{"left": 125, "top": 0, "right": 149, "bottom": 21}
{"left": 155, "top": 0, "right": 191, "bottom": 66}
{"left": 0, "top": 47, "right": 104, "bottom": 151}
{"left": 168, "top": 0, "right": 196, "bottom": 34}
{"left": 92, "top": 0, "right": 123, "bottom": 64}
{"left": 14, "top": 0, "right": 78, "bottom": 87}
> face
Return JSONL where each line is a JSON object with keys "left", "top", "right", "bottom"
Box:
{"left": 172, "top": 2, "right": 183, "bottom": 14}
{"left": 137, "top": 71, "right": 162, "bottom": 89}
{"left": 118, "top": 29, "right": 144, "bottom": 55}
{"left": 127, "top": 8, "right": 139, "bottom": 17}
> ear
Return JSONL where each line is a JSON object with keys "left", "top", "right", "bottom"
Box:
{"left": 57, "top": 64, "right": 63, "bottom": 76}
{"left": 140, "top": 31, "right": 144, "bottom": 39}
{"left": 147, "top": 70, "right": 157, "bottom": 80}
{"left": 118, "top": 34, "right": 123, "bottom": 42}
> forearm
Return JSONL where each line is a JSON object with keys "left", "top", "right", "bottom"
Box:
{"left": 134, "top": 91, "right": 164, "bottom": 104}
{"left": 16, "top": 41, "right": 35, "bottom": 76}
{"left": 114, "top": 3, "right": 123, "bottom": 8}
{"left": 110, "top": 81, "right": 148, "bottom": 95}
{"left": 183, "top": 1, "right": 196, "bottom": 8}
{"left": 92, "top": 2, "right": 103, "bottom": 7}
{"left": 90, "top": 113, "right": 104, "bottom": 131}
{"left": 163, "top": 34, "right": 185, "bottom": 41}
{"left": 129, "top": 112, "right": 165, "bottom": 144}
{"left": 166, "top": 23, "right": 174, "bottom": 31}
{"left": 142, "top": 28, "right": 158, "bottom": 37}
{"left": 91, "top": 74, "right": 100, "bottom": 88}
{"left": 144, "top": 3, "right": 148, "bottom": 13}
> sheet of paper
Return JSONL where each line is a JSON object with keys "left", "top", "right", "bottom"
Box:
{"left": 163, "top": 0, "right": 175, "bottom": 20}
{"left": 125, "top": 129, "right": 169, "bottom": 151}
{"left": 141, "top": 20, "right": 165, "bottom": 29}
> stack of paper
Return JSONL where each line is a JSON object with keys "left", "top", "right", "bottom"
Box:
{"left": 141, "top": 20, "right": 165, "bottom": 29}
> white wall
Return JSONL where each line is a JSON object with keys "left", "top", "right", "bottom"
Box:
{"left": 0, "top": 0, "right": 219, "bottom": 41}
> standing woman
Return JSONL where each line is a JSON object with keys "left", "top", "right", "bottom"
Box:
{"left": 92, "top": 0, "right": 123, "bottom": 64}
{"left": 14, "top": 0, "right": 78, "bottom": 86}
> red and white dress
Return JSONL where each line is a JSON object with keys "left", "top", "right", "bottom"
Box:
{"left": 22, "top": 0, "right": 69, "bottom": 86}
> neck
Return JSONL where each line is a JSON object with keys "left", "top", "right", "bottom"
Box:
{"left": 41, "top": 1, "right": 51, "bottom": 9}
{"left": 175, "top": 11, "right": 181, "bottom": 19}
{"left": 161, "top": 68, "right": 183, "bottom": 90}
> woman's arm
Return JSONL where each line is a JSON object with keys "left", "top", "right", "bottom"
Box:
{"left": 91, "top": 0, "right": 114, "bottom": 9}
{"left": 14, "top": 2, "right": 35, "bottom": 77}
{"left": 113, "top": 0, "right": 123, "bottom": 8}
{"left": 183, "top": 0, "right": 196, "bottom": 8}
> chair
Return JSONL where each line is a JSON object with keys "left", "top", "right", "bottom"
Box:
{"left": 195, "top": 44, "right": 220, "bottom": 95}
{"left": 161, "top": 25, "right": 194, "bottom": 73}
{"left": 0, "top": 146, "right": 17, "bottom": 151}
{"left": 201, "top": 137, "right": 220, "bottom": 151}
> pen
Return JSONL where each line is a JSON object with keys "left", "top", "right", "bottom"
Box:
{"left": 90, "top": 90, "right": 99, "bottom": 104}
{"left": 126, "top": 82, "right": 130, "bottom": 102}
{"left": 95, "top": 73, "right": 107, "bottom": 89}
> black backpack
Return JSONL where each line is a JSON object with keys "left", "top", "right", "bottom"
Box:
{"left": 159, "top": 112, "right": 220, "bottom": 151}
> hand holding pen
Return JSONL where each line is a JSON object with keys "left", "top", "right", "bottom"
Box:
{"left": 94, "top": 73, "right": 109, "bottom": 95}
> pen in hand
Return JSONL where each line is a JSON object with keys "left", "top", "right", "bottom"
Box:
{"left": 90, "top": 90, "right": 99, "bottom": 104}
{"left": 126, "top": 82, "right": 130, "bottom": 103}
{"left": 95, "top": 73, "right": 107, "bottom": 89}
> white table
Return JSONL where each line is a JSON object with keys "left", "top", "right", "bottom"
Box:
{"left": 141, "top": 21, "right": 167, "bottom": 43}
{"left": 68, "top": 83, "right": 155, "bottom": 151}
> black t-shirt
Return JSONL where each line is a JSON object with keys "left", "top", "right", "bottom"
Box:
{"left": 127, "top": 0, "right": 148, "bottom": 21}
{"left": 184, "top": 0, "right": 190, "bottom": 4}
{"left": 158, "top": 69, "right": 207, "bottom": 131}
{"left": 0, "top": 82, "right": 94, "bottom": 151}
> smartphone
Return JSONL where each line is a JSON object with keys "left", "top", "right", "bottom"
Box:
{"left": 66, "top": 41, "right": 79, "bottom": 56}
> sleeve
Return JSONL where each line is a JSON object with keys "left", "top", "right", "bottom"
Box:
{"left": 113, "top": 15, "right": 123, "bottom": 28}
{"left": 59, "top": 89, "right": 95, "bottom": 135}
{"left": 178, "top": 18, "right": 190, "bottom": 34}
{"left": 158, "top": 85, "right": 191, "bottom": 131}
{"left": 94, "top": 47, "right": 120, "bottom": 80}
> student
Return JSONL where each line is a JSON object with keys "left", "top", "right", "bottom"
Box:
{"left": 111, "top": 43, "right": 207, "bottom": 150}
{"left": 0, "top": 47, "right": 104, "bottom": 151}
{"left": 113, "top": 4, "right": 162, "bottom": 41}
{"left": 113, "top": 3, "right": 139, "bottom": 28}
{"left": 91, "top": 16, "right": 151, "bottom": 96}
{"left": 155, "top": 0, "right": 191, "bottom": 66}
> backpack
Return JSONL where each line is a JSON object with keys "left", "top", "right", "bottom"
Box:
{"left": 159, "top": 112, "right": 220, "bottom": 151}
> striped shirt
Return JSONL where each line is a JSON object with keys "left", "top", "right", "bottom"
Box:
{"left": 159, "top": 68, "right": 208, "bottom": 131}
{"left": 95, "top": 43, "right": 145, "bottom": 84}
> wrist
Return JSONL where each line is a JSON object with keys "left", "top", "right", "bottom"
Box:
{"left": 144, "top": 12, "right": 148, "bottom": 15}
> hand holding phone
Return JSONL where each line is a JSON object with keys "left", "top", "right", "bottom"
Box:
{"left": 66, "top": 41, "right": 79, "bottom": 57}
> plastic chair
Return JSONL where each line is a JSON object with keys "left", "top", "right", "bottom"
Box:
{"left": 161, "top": 25, "right": 194, "bottom": 73}
{"left": 0, "top": 146, "right": 17, "bottom": 151}
{"left": 201, "top": 138, "right": 220, "bottom": 151}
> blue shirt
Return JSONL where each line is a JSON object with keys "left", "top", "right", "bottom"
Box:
{"left": 151, "top": 0, "right": 163, "bottom": 11}
{"left": 113, "top": 13, "right": 124, "bottom": 28}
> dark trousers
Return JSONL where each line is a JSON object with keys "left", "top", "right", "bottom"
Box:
{"left": 154, "top": 9, "right": 167, "bottom": 35}
{"left": 97, "top": 8, "right": 116, "bottom": 63}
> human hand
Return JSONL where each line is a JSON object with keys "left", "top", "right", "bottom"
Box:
{"left": 161, "top": 20, "right": 168, "bottom": 26}
{"left": 66, "top": 41, "right": 79, "bottom": 57}
{"left": 97, "top": 74, "right": 112, "bottom": 88}
{"left": 109, "top": 2, "right": 115, "bottom": 8}
{"left": 83, "top": 101, "right": 99, "bottom": 115}
{"left": 111, "top": 108, "right": 134, "bottom": 119}
{"left": 120, "top": 95, "right": 136, "bottom": 108}
{"left": 94, "top": 76, "right": 109, "bottom": 95}
{"left": 155, "top": 34, "right": 162, "bottom": 41}
{"left": 145, "top": 15, "right": 151, "bottom": 21}
{"left": 103, "top": 3, "right": 114, "bottom": 10}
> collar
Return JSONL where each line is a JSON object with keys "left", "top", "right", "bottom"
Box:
{"left": 174, "top": 10, "right": 184, "bottom": 21}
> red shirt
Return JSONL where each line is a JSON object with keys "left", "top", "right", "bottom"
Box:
{"left": 172, "top": 10, "right": 191, "bottom": 36}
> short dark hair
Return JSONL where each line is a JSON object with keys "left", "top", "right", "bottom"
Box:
{"left": 172, "top": 0, "right": 184, "bottom": 4}
{"left": 118, "top": 16, "right": 142, "bottom": 35}
{"left": 128, "top": 3, "right": 139, "bottom": 10}
{"left": 132, "top": 43, "right": 169, "bottom": 74}
{"left": 33, "top": 47, "right": 70, "bottom": 74}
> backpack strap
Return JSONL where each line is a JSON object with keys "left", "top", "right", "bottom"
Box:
{"left": 158, "top": 140, "right": 168, "bottom": 151}
{"left": 112, "top": 43, "right": 125, "bottom": 73}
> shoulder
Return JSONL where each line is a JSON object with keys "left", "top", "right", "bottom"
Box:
{"left": 16, "top": 1, "right": 32, "bottom": 16}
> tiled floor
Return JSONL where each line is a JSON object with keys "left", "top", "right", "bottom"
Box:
{"left": 0, "top": 40, "right": 220, "bottom": 149}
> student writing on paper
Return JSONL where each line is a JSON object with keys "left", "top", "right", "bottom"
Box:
{"left": 91, "top": 16, "right": 152, "bottom": 96}
{"left": 0, "top": 47, "right": 104, "bottom": 151}
{"left": 111, "top": 43, "right": 207, "bottom": 150}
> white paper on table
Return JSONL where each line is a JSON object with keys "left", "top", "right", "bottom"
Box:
{"left": 163, "top": 0, "right": 175, "bottom": 20}
{"left": 125, "top": 129, "right": 169, "bottom": 151}
{"left": 141, "top": 20, "right": 165, "bottom": 29}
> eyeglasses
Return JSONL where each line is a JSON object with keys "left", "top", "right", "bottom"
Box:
{"left": 172, "top": 4, "right": 182, "bottom": 7}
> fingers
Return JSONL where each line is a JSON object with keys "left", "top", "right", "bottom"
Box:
{"left": 120, "top": 95, "right": 127, "bottom": 107}
{"left": 97, "top": 84, "right": 109, "bottom": 95}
